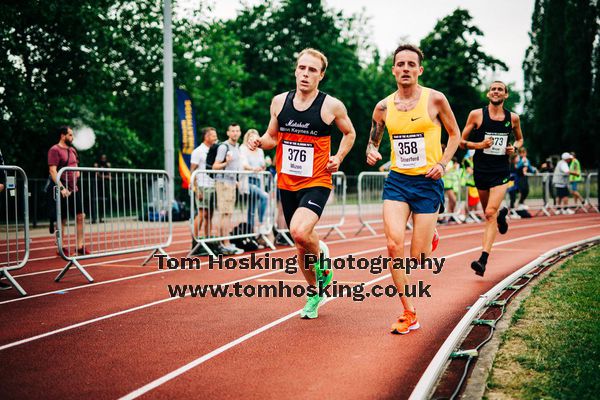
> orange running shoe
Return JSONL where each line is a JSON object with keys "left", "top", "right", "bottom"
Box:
{"left": 431, "top": 229, "right": 440, "bottom": 253}
{"left": 391, "top": 309, "right": 420, "bottom": 335}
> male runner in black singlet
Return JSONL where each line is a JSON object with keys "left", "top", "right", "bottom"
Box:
{"left": 460, "top": 81, "right": 524, "bottom": 276}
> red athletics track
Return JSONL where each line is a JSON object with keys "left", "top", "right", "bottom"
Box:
{"left": 1, "top": 213, "right": 599, "bottom": 399}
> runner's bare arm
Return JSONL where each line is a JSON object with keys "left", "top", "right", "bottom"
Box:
{"left": 366, "top": 100, "right": 386, "bottom": 166}
{"left": 326, "top": 99, "right": 356, "bottom": 172}
{"left": 332, "top": 100, "right": 356, "bottom": 161}
{"left": 460, "top": 110, "right": 490, "bottom": 150}
{"left": 506, "top": 112, "right": 524, "bottom": 155}
{"left": 425, "top": 92, "right": 460, "bottom": 179}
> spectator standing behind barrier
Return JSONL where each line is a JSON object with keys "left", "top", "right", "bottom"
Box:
{"left": 515, "top": 147, "right": 536, "bottom": 208}
{"left": 441, "top": 157, "right": 460, "bottom": 223}
{"left": 48, "top": 126, "right": 89, "bottom": 256}
{"left": 190, "top": 127, "right": 223, "bottom": 255}
{"left": 264, "top": 155, "right": 288, "bottom": 246}
{"left": 212, "top": 123, "right": 244, "bottom": 255}
{"left": 568, "top": 152, "right": 584, "bottom": 205}
{"left": 553, "top": 152, "right": 575, "bottom": 214}
{"left": 0, "top": 146, "right": 11, "bottom": 290}
{"left": 462, "top": 150, "right": 480, "bottom": 220}
{"left": 539, "top": 157, "right": 555, "bottom": 205}
{"left": 240, "top": 129, "right": 269, "bottom": 234}
{"left": 92, "top": 154, "right": 111, "bottom": 223}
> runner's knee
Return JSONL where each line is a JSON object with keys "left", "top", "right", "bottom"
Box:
{"left": 290, "top": 225, "right": 312, "bottom": 247}
{"left": 484, "top": 207, "right": 498, "bottom": 221}
{"left": 386, "top": 236, "right": 404, "bottom": 255}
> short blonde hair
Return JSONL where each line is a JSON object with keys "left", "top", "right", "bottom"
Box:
{"left": 297, "top": 48, "right": 328, "bottom": 72}
{"left": 243, "top": 129, "right": 259, "bottom": 145}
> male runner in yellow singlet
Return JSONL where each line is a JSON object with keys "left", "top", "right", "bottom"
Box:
{"left": 366, "top": 44, "right": 460, "bottom": 334}
{"left": 248, "top": 48, "right": 356, "bottom": 319}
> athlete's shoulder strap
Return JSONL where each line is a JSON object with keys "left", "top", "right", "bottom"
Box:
{"left": 311, "top": 90, "right": 327, "bottom": 111}
{"left": 482, "top": 106, "right": 489, "bottom": 116}
{"left": 503, "top": 108, "right": 512, "bottom": 123}
{"left": 284, "top": 90, "right": 295, "bottom": 107}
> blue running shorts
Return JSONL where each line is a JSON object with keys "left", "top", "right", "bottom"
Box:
{"left": 382, "top": 170, "right": 445, "bottom": 214}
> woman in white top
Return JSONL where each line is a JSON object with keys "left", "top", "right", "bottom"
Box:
{"left": 241, "top": 129, "right": 269, "bottom": 233}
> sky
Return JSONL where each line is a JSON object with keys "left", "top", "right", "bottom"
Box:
{"left": 191, "top": 0, "right": 535, "bottom": 94}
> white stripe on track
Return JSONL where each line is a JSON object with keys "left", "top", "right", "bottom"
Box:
{"left": 13, "top": 216, "right": 595, "bottom": 277}
{"left": 19, "top": 220, "right": 374, "bottom": 253}
{"left": 119, "top": 224, "right": 598, "bottom": 399}
{"left": 0, "top": 230, "right": 392, "bottom": 305}
{"left": 5, "top": 216, "right": 597, "bottom": 307}
{"left": 1, "top": 239, "right": 426, "bottom": 351}
{"left": 1, "top": 224, "right": 595, "bottom": 379}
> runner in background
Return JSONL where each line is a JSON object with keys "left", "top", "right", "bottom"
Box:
{"left": 460, "top": 81, "right": 524, "bottom": 277}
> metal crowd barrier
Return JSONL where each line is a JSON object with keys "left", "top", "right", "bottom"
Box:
{"left": 461, "top": 183, "right": 482, "bottom": 223}
{"left": 504, "top": 173, "right": 548, "bottom": 218}
{"left": 356, "top": 172, "right": 387, "bottom": 236}
{"left": 274, "top": 171, "right": 347, "bottom": 244}
{"left": 0, "top": 166, "right": 29, "bottom": 296}
{"left": 584, "top": 172, "right": 598, "bottom": 212}
{"left": 54, "top": 167, "right": 172, "bottom": 282}
{"left": 439, "top": 172, "right": 464, "bottom": 224}
{"left": 358, "top": 171, "right": 462, "bottom": 235}
{"left": 189, "top": 170, "right": 276, "bottom": 257}
{"left": 539, "top": 171, "right": 599, "bottom": 216}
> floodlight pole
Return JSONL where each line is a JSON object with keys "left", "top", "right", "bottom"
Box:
{"left": 163, "top": 0, "right": 175, "bottom": 203}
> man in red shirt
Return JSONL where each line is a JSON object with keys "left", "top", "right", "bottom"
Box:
{"left": 48, "top": 126, "right": 88, "bottom": 256}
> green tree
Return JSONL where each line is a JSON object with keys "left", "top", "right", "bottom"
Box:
{"left": 222, "top": 0, "right": 376, "bottom": 175}
{"left": 419, "top": 8, "right": 508, "bottom": 133}
{"left": 523, "top": 0, "right": 598, "bottom": 166}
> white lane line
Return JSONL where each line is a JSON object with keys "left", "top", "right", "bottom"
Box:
{"left": 0, "top": 269, "right": 281, "bottom": 352}
{"left": 4, "top": 216, "right": 596, "bottom": 305}
{"left": 17, "top": 220, "right": 375, "bottom": 253}
{"left": 15, "top": 219, "right": 388, "bottom": 271}
{"left": 0, "top": 230, "right": 391, "bottom": 305}
{"left": 14, "top": 216, "right": 594, "bottom": 277}
{"left": 0, "top": 227, "right": 491, "bottom": 349}
{"left": 119, "top": 224, "right": 598, "bottom": 399}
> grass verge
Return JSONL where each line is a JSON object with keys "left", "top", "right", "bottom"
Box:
{"left": 485, "top": 245, "right": 600, "bottom": 400}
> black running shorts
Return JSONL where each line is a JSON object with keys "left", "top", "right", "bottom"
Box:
{"left": 279, "top": 186, "right": 331, "bottom": 229}
{"left": 473, "top": 170, "right": 510, "bottom": 191}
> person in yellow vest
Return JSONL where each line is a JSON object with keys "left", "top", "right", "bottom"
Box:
{"left": 569, "top": 152, "right": 584, "bottom": 205}
{"left": 462, "top": 150, "right": 480, "bottom": 220}
{"left": 441, "top": 157, "right": 460, "bottom": 223}
{"left": 365, "top": 43, "right": 460, "bottom": 335}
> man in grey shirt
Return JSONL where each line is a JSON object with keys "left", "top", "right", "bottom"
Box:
{"left": 212, "top": 123, "right": 243, "bottom": 254}
{"left": 553, "top": 152, "right": 575, "bottom": 214}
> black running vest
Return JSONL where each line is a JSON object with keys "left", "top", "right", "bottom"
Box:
{"left": 276, "top": 90, "right": 332, "bottom": 137}
{"left": 471, "top": 107, "right": 512, "bottom": 173}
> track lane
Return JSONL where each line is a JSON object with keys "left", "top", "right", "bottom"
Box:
{"left": 1, "top": 217, "right": 597, "bottom": 399}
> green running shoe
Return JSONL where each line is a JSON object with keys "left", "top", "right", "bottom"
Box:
{"left": 315, "top": 240, "right": 333, "bottom": 289}
{"left": 300, "top": 294, "right": 325, "bottom": 319}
